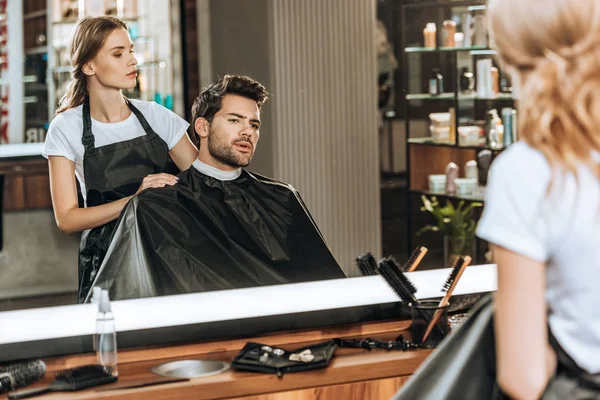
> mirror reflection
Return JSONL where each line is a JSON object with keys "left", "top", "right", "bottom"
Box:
{"left": 1, "top": 0, "right": 497, "bottom": 312}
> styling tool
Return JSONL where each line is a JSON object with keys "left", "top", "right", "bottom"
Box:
{"left": 420, "top": 256, "right": 472, "bottom": 344}
{"left": 0, "top": 360, "right": 46, "bottom": 394}
{"left": 8, "top": 364, "right": 117, "bottom": 399}
{"left": 95, "top": 377, "right": 189, "bottom": 392}
{"left": 378, "top": 258, "right": 419, "bottom": 304}
{"left": 355, "top": 253, "right": 379, "bottom": 276}
{"left": 378, "top": 259, "right": 446, "bottom": 337}
{"left": 401, "top": 246, "right": 428, "bottom": 272}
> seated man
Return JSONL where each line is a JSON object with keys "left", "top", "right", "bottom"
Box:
{"left": 85, "top": 75, "right": 345, "bottom": 301}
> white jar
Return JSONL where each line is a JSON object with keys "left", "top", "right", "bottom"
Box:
{"left": 455, "top": 178, "right": 478, "bottom": 197}
{"left": 429, "top": 174, "right": 447, "bottom": 194}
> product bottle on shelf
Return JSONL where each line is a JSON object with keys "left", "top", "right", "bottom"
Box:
{"left": 96, "top": 290, "right": 118, "bottom": 376}
{"left": 424, "top": 23, "right": 437, "bottom": 48}
{"left": 429, "top": 69, "right": 444, "bottom": 95}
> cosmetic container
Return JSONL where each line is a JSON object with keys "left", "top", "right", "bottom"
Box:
{"left": 96, "top": 290, "right": 118, "bottom": 376}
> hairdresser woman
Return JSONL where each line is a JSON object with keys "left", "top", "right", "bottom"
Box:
{"left": 42, "top": 16, "right": 197, "bottom": 303}
{"left": 476, "top": 0, "right": 600, "bottom": 399}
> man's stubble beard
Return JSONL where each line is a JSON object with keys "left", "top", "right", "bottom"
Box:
{"left": 207, "top": 130, "right": 254, "bottom": 168}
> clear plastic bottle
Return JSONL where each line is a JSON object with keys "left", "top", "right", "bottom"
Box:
{"left": 96, "top": 290, "right": 118, "bottom": 376}
{"left": 90, "top": 286, "right": 102, "bottom": 353}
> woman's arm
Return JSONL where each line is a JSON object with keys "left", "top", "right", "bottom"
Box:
{"left": 493, "top": 244, "right": 557, "bottom": 400}
{"left": 48, "top": 156, "right": 178, "bottom": 234}
{"left": 169, "top": 134, "right": 198, "bottom": 171}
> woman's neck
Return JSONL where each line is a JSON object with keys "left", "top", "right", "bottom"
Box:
{"left": 87, "top": 88, "right": 130, "bottom": 123}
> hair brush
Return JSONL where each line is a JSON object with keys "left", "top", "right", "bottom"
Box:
{"left": 420, "top": 256, "right": 472, "bottom": 344}
{"left": 8, "top": 364, "right": 117, "bottom": 399}
{"left": 0, "top": 360, "right": 46, "bottom": 394}
{"left": 401, "top": 246, "right": 428, "bottom": 272}
{"left": 378, "top": 258, "right": 446, "bottom": 337}
{"left": 378, "top": 257, "right": 419, "bottom": 304}
{"left": 355, "top": 253, "right": 379, "bottom": 276}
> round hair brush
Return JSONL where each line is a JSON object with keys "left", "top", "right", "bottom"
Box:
{"left": 0, "top": 360, "right": 46, "bottom": 394}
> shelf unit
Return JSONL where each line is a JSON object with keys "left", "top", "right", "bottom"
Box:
{"left": 395, "top": 0, "right": 515, "bottom": 262}
{"left": 9, "top": 0, "right": 183, "bottom": 145}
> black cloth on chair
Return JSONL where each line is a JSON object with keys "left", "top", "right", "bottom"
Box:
{"left": 85, "top": 167, "right": 346, "bottom": 302}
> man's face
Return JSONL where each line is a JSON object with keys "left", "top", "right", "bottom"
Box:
{"left": 205, "top": 94, "right": 261, "bottom": 169}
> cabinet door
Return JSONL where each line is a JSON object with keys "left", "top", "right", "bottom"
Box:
{"left": 0, "top": 158, "right": 51, "bottom": 211}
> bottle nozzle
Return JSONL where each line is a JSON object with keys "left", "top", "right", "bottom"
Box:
{"left": 99, "top": 290, "right": 111, "bottom": 313}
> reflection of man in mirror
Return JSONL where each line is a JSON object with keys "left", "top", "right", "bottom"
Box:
{"left": 86, "top": 75, "right": 346, "bottom": 302}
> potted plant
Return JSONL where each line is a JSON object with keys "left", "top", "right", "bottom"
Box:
{"left": 416, "top": 195, "right": 483, "bottom": 266}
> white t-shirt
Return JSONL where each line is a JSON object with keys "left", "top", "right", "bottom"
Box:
{"left": 42, "top": 99, "right": 189, "bottom": 197}
{"left": 477, "top": 141, "right": 600, "bottom": 373}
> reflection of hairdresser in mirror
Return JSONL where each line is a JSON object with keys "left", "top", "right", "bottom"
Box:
{"left": 476, "top": 0, "right": 600, "bottom": 398}
{"left": 42, "top": 16, "right": 198, "bottom": 303}
{"left": 86, "top": 75, "right": 345, "bottom": 302}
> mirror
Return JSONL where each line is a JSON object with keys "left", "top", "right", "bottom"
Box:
{"left": 1, "top": 0, "right": 488, "bottom": 319}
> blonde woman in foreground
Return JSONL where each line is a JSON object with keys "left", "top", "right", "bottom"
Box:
{"left": 476, "top": 0, "right": 600, "bottom": 399}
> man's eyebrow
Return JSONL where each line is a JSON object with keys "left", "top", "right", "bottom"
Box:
{"left": 225, "top": 113, "right": 261, "bottom": 125}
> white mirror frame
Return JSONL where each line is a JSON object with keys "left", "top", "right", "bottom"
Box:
{"left": 0, "top": 264, "right": 497, "bottom": 345}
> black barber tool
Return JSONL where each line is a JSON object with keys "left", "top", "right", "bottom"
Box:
{"left": 355, "top": 253, "right": 379, "bottom": 276}
{"left": 8, "top": 364, "right": 117, "bottom": 399}
{"left": 0, "top": 360, "right": 46, "bottom": 394}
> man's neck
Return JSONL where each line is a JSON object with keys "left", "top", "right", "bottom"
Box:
{"left": 193, "top": 158, "right": 242, "bottom": 181}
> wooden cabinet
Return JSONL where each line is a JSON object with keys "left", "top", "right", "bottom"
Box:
{"left": 0, "top": 157, "right": 52, "bottom": 211}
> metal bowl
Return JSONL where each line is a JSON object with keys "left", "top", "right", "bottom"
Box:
{"left": 151, "top": 360, "right": 230, "bottom": 378}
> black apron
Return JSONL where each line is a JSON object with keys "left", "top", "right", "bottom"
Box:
{"left": 77, "top": 98, "right": 169, "bottom": 303}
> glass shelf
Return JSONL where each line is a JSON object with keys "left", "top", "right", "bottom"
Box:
{"left": 24, "top": 10, "right": 47, "bottom": 20}
{"left": 406, "top": 93, "right": 514, "bottom": 100}
{"left": 408, "top": 137, "right": 505, "bottom": 151}
{"left": 406, "top": 92, "right": 514, "bottom": 101}
{"left": 410, "top": 188, "right": 485, "bottom": 203}
{"left": 25, "top": 47, "right": 48, "bottom": 56}
{"left": 406, "top": 93, "right": 455, "bottom": 100}
{"left": 52, "top": 17, "right": 137, "bottom": 25}
{"left": 458, "top": 92, "right": 514, "bottom": 100}
{"left": 405, "top": 46, "right": 489, "bottom": 53}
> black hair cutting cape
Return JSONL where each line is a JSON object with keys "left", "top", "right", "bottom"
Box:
{"left": 85, "top": 167, "right": 346, "bottom": 302}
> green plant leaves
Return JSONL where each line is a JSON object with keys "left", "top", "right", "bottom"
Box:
{"left": 416, "top": 194, "right": 483, "bottom": 254}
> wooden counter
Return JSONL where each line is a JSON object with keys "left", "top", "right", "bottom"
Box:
{"left": 1, "top": 320, "right": 432, "bottom": 400}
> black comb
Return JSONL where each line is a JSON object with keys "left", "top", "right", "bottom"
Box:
{"left": 442, "top": 256, "right": 467, "bottom": 293}
{"left": 385, "top": 257, "right": 418, "bottom": 294}
{"left": 378, "top": 258, "right": 420, "bottom": 305}
{"left": 355, "top": 253, "right": 379, "bottom": 276}
{"left": 379, "top": 258, "right": 446, "bottom": 337}
{"left": 8, "top": 364, "right": 117, "bottom": 399}
{"left": 401, "top": 246, "right": 427, "bottom": 272}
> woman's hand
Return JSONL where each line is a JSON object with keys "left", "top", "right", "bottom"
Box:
{"left": 135, "top": 173, "right": 179, "bottom": 195}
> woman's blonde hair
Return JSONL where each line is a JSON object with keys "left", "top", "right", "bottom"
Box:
{"left": 56, "top": 16, "right": 127, "bottom": 114}
{"left": 489, "top": 0, "right": 600, "bottom": 180}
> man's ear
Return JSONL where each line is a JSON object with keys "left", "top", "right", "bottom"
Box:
{"left": 195, "top": 117, "right": 209, "bottom": 139}
{"left": 82, "top": 62, "right": 96, "bottom": 76}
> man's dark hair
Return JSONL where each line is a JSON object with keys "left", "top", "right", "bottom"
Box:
{"left": 191, "top": 75, "right": 269, "bottom": 128}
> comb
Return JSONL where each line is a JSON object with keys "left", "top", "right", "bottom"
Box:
{"left": 378, "top": 258, "right": 419, "bottom": 305}
{"left": 355, "top": 253, "right": 379, "bottom": 276}
{"left": 8, "top": 364, "right": 117, "bottom": 400}
{"left": 420, "top": 256, "right": 472, "bottom": 344}
{"left": 402, "top": 246, "right": 428, "bottom": 272}
{"left": 378, "top": 258, "right": 446, "bottom": 338}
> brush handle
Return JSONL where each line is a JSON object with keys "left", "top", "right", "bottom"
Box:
{"left": 407, "top": 247, "right": 428, "bottom": 272}
{"left": 420, "top": 256, "right": 472, "bottom": 345}
{"left": 8, "top": 386, "right": 53, "bottom": 400}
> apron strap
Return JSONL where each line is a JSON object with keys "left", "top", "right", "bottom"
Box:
{"left": 81, "top": 98, "right": 96, "bottom": 153}
{"left": 125, "top": 98, "right": 159, "bottom": 137}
